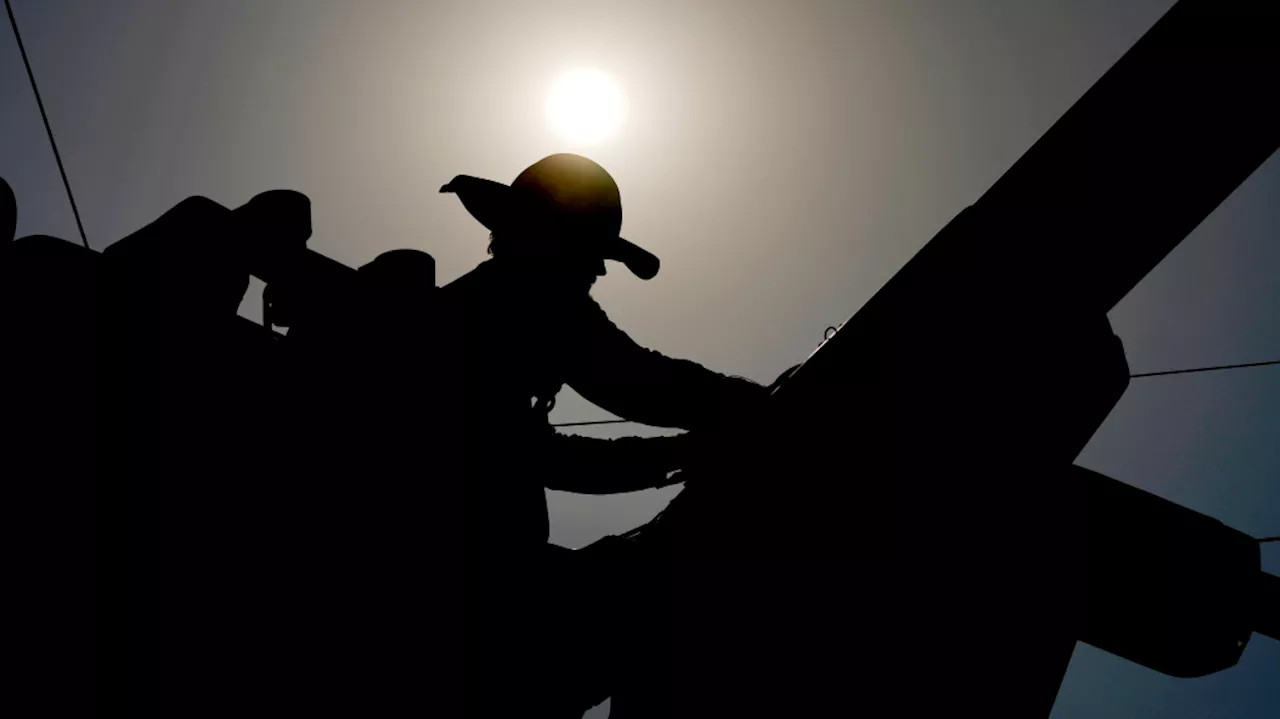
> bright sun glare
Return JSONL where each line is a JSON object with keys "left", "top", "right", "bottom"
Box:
{"left": 546, "top": 68, "right": 626, "bottom": 145}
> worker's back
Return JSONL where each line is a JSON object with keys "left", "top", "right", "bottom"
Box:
{"left": 435, "top": 258, "right": 576, "bottom": 560}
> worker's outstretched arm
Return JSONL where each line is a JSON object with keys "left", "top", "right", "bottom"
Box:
{"left": 565, "top": 299, "right": 768, "bottom": 431}
{"left": 543, "top": 432, "right": 690, "bottom": 495}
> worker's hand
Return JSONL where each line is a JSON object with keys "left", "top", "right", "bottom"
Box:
{"left": 664, "top": 431, "right": 701, "bottom": 469}
{"left": 654, "top": 468, "right": 685, "bottom": 489}
{"left": 624, "top": 431, "right": 701, "bottom": 474}
{"left": 768, "top": 363, "right": 802, "bottom": 393}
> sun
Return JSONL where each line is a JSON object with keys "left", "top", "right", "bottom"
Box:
{"left": 546, "top": 68, "right": 626, "bottom": 145}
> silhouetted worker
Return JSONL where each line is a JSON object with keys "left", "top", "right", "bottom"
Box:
{"left": 439, "top": 153, "right": 768, "bottom": 554}
{"left": 438, "top": 153, "right": 768, "bottom": 716}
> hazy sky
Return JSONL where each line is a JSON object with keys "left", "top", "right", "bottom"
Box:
{"left": 3, "top": 1, "right": 1276, "bottom": 717}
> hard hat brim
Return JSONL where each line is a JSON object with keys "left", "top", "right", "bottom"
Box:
{"left": 441, "top": 174, "right": 659, "bottom": 280}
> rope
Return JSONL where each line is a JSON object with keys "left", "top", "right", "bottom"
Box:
{"left": 1128, "top": 358, "right": 1280, "bottom": 379}
{"left": 5, "top": 0, "right": 90, "bottom": 249}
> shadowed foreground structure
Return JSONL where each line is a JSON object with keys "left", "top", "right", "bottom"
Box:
{"left": 3, "top": 0, "right": 1279, "bottom": 716}
{"left": 618, "top": 0, "right": 1279, "bottom": 715}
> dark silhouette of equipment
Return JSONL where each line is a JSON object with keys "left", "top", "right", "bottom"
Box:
{"left": 603, "top": 0, "right": 1279, "bottom": 715}
{"left": 2, "top": 0, "right": 1278, "bottom": 716}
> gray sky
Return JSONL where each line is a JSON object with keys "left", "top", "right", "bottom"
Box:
{"left": 3, "top": 1, "right": 1276, "bottom": 716}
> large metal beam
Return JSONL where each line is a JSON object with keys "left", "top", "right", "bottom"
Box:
{"left": 787, "top": 0, "right": 1278, "bottom": 404}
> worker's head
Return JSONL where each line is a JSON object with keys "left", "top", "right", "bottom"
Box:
{"left": 441, "top": 154, "right": 659, "bottom": 293}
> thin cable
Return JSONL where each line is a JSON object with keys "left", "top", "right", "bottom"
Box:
{"left": 1130, "top": 358, "right": 1280, "bottom": 378}
{"left": 5, "top": 0, "right": 90, "bottom": 250}
{"left": 551, "top": 356, "right": 1280, "bottom": 427}
{"left": 1260, "top": 537, "right": 1280, "bottom": 543}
